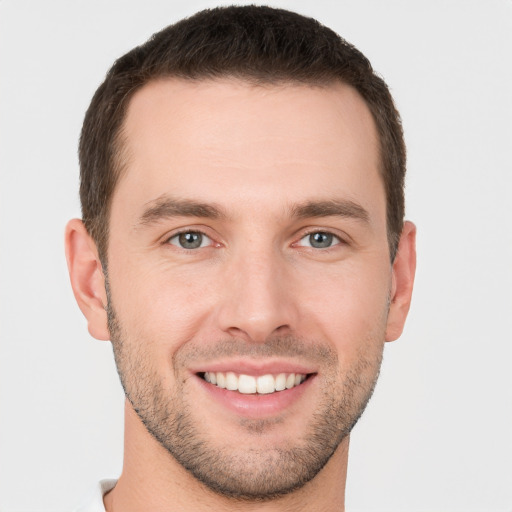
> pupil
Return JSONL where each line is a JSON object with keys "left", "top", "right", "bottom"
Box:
{"left": 310, "top": 232, "right": 332, "bottom": 248}
{"left": 179, "top": 232, "right": 202, "bottom": 249}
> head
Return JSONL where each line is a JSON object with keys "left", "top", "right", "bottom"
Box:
{"left": 79, "top": 5, "right": 406, "bottom": 266}
{"left": 67, "top": 5, "right": 415, "bottom": 504}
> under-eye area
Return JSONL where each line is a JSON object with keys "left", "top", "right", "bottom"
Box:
{"left": 198, "top": 372, "right": 314, "bottom": 395}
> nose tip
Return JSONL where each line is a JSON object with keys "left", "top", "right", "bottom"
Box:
{"left": 215, "top": 255, "right": 297, "bottom": 343}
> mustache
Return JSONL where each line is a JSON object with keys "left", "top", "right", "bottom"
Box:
{"left": 173, "top": 335, "right": 338, "bottom": 368}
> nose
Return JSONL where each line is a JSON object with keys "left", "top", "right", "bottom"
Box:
{"left": 215, "top": 246, "right": 299, "bottom": 343}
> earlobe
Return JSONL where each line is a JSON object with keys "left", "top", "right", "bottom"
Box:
{"left": 385, "top": 221, "right": 417, "bottom": 342}
{"left": 65, "top": 219, "right": 110, "bottom": 341}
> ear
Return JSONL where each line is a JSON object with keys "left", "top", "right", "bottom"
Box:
{"left": 65, "top": 219, "right": 110, "bottom": 341}
{"left": 385, "top": 221, "right": 417, "bottom": 342}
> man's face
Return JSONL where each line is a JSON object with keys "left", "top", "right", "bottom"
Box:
{"left": 106, "top": 78, "right": 392, "bottom": 498}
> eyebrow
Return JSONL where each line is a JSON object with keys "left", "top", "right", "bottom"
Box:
{"left": 291, "top": 199, "right": 370, "bottom": 223}
{"left": 138, "top": 196, "right": 227, "bottom": 226}
{"left": 136, "top": 195, "right": 370, "bottom": 228}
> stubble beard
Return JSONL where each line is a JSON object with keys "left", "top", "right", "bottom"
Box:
{"left": 106, "top": 287, "right": 385, "bottom": 501}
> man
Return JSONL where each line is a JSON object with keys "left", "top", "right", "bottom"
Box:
{"left": 66, "top": 5, "right": 416, "bottom": 511}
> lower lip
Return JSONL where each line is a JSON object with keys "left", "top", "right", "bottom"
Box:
{"left": 195, "top": 374, "right": 315, "bottom": 418}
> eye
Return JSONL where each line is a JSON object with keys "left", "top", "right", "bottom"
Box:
{"left": 298, "top": 231, "right": 341, "bottom": 249}
{"left": 168, "top": 231, "right": 212, "bottom": 249}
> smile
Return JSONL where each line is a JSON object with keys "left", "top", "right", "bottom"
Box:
{"left": 201, "top": 371, "right": 308, "bottom": 395}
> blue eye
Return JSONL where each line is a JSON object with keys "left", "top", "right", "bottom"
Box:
{"left": 168, "top": 231, "right": 212, "bottom": 249}
{"left": 299, "top": 232, "right": 340, "bottom": 249}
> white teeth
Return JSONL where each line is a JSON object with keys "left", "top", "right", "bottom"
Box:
{"left": 216, "top": 372, "right": 226, "bottom": 389}
{"left": 275, "top": 373, "right": 286, "bottom": 391}
{"left": 256, "top": 374, "right": 275, "bottom": 394}
{"left": 225, "top": 372, "right": 238, "bottom": 391}
{"left": 203, "top": 371, "right": 308, "bottom": 394}
{"left": 238, "top": 374, "right": 257, "bottom": 394}
{"left": 285, "top": 374, "right": 295, "bottom": 389}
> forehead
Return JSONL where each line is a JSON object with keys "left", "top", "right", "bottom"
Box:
{"left": 114, "top": 78, "right": 383, "bottom": 224}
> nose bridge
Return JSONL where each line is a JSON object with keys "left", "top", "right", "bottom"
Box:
{"left": 216, "top": 241, "right": 297, "bottom": 343}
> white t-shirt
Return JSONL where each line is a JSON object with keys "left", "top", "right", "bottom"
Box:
{"left": 73, "top": 479, "right": 117, "bottom": 512}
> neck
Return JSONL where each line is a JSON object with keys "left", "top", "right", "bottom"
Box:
{"left": 104, "top": 400, "right": 348, "bottom": 512}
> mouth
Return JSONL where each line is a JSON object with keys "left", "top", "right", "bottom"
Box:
{"left": 198, "top": 371, "right": 311, "bottom": 395}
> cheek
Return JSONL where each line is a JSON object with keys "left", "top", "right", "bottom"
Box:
{"left": 294, "top": 259, "right": 391, "bottom": 351}
{"left": 108, "top": 244, "right": 391, "bottom": 362}
{"left": 108, "top": 261, "right": 218, "bottom": 351}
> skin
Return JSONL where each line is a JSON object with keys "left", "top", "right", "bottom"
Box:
{"left": 66, "top": 78, "right": 416, "bottom": 511}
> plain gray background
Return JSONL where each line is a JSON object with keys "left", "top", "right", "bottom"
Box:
{"left": 1, "top": 1, "right": 511, "bottom": 510}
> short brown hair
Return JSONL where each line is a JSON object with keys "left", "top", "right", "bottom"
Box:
{"left": 79, "top": 5, "right": 406, "bottom": 263}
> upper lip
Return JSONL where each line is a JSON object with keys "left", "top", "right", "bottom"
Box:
{"left": 189, "top": 359, "right": 317, "bottom": 377}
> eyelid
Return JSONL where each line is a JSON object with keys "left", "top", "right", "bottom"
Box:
{"left": 160, "top": 225, "right": 349, "bottom": 249}
{"left": 292, "top": 228, "right": 348, "bottom": 248}
{"left": 162, "top": 226, "right": 221, "bottom": 248}
{"left": 168, "top": 231, "right": 212, "bottom": 248}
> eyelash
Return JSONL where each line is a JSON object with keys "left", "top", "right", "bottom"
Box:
{"left": 164, "top": 228, "right": 347, "bottom": 251}
{"left": 166, "top": 230, "right": 215, "bottom": 250}
{"left": 294, "top": 230, "right": 345, "bottom": 250}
